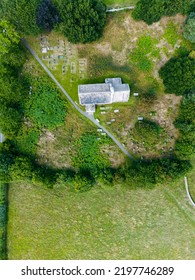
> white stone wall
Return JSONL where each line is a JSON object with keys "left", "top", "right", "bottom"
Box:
{"left": 112, "top": 91, "right": 130, "bottom": 103}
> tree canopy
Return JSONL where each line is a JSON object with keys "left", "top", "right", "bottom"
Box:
{"left": 132, "top": 0, "right": 192, "bottom": 25}
{"left": 159, "top": 56, "right": 195, "bottom": 95}
{"left": 183, "top": 12, "right": 195, "bottom": 43}
{"left": 36, "top": 0, "right": 59, "bottom": 32}
{"left": 0, "top": 0, "right": 41, "bottom": 35}
{"left": 0, "top": 20, "right": 20, "bottom": 56}
{"left": 56, "top": 0, "right": 107, "bottom": 43}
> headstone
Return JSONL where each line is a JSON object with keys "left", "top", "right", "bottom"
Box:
{"left": 114, "top": 109, "right": 119, "bottom": 113}
{"left": 134, "top": 93, "right": 139, "bottom": 96}
{"left": 138, "top": 117, "right": 144, "bottom": 121}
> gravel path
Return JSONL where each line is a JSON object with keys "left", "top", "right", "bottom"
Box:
{"left": 106, "top": 6, "right": 135, "bottom": 12}
{"left": 22, "top": 39, "right": 135, "bottom": 161}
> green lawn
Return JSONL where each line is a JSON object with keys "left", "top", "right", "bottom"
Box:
{"left": 7, "top": 171, "right": 195, "bottom": 259}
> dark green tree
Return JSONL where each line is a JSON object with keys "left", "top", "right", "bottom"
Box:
{"left": 159, "top": 56, "right": 195, "bottom": 95}
{"left": 36, "top": 0, "right": 59, "bottom": 31}
{"left": 132, "top": 0, "right": 192, "bottom": 25}
{"left": 183, "top": 12, "right": 195, "bottom": 43}
{"left": 0, "top": 0, "right": 41, "bottom": 35}
{"left": 57, "top": 0, "right": 107, "bottom": 43}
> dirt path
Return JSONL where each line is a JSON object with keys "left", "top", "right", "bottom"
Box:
{"left": 22, "top": 39, "right": 135, "bottom": 161}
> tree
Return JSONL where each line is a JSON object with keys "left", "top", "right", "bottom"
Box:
{"left": 183, "top": 12, "right": 195, "bottom": 43}
{"left": 0, "top": 20, "right": 20, "bottom": 56}
{"left": 0, "top": 0, "right": 41, "bottom": 35}
{"left": 57, "top": 0, "right": 107, "bottom": 43}
{"left": 132, "top": 0, "right": 191, "bottom": 25}
{"left": 159, "top": 56, "right": 195, "bottom": 95}
{"left": 36, "top": 0, "right": 59, "bottom": 31}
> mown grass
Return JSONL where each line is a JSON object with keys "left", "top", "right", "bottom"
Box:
{"left": 7, "top": 174, "right": 195, "bottom": 259}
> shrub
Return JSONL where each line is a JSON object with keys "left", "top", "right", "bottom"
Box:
{"left": 159, "top": 56, "right": 195, "bottom": 95}
{"left": 25, "top": 82, "right": 66, "bottom": 129}
{"left": 133, "top": 119, "right": 162, "bottom": 147}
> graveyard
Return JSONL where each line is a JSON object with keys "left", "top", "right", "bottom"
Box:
{"left": 27, "top": 33, "right": 88, "bottom": 101}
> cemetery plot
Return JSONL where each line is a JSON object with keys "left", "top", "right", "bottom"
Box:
{"left": 38, "top": 34, "right": 88, "bottom": 89}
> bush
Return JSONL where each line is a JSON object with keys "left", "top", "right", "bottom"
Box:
{"left": 25, "top": 82, "right": 66, "bottom": 129}
{"left": 174, "top": 93, "right": 195, "bottom": 159}
{"left": 159, "top": 56, "right": 195, "bottom": 95}
{"left": 14, "top": 127, "right": 39, "bottom": 156}
{"left": 133, "top": 119, "right": 162, "bottom": 147}
{"left": 73, "top": 133, "right": 110, "bottom": 178}
{"left": 164, "top": 22, "right": 180, "bottom": 46}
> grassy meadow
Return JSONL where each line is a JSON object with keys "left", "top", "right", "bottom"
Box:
{"left": 7, "top": 170, "right": 195, "bottom": 260}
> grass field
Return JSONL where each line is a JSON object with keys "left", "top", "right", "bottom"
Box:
{"left": 7, "top": 168, "right": 195, "bottom": 260}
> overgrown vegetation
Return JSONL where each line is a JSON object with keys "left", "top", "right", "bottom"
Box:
{"left": 164, "top": 22, "right": 181, "bottom": 47}
{"left": 132, "top": 119, "right": 162, "bottom": 147}
{"left": 130, "top": 35, "right": 159, "bottom": 72}
{"left": 25, "top": 82, "right": 66, "bottom": 129}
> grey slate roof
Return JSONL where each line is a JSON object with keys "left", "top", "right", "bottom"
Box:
{"left": 78, "top": 78, "right": 130, "bottom": 106}
{"left": 79, "top": 83, "right": 110, "bottom": 94}
{"left": 79, "top": 92, "right": 111, "bottom": 105}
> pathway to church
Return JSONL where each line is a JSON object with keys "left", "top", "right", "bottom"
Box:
{"left": 22, "top": 39, "right": 135, "bottom": 161}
